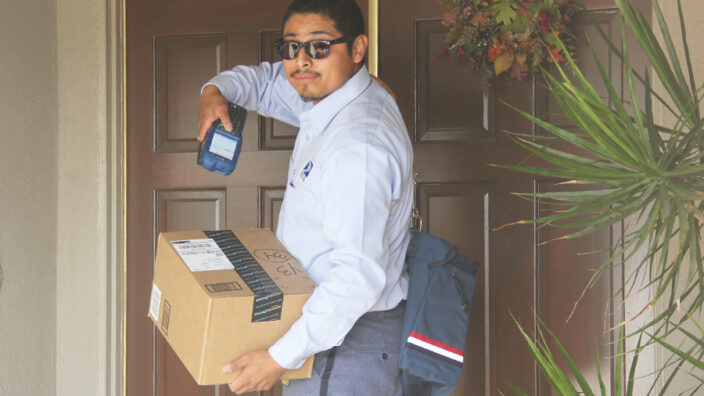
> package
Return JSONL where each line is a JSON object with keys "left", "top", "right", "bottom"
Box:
{"left": 147, "top": 228, "right": 316, "bottom": 385}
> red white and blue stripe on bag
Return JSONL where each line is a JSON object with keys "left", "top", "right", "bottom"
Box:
{"left": 406, "top": 331, "right": 464, "bottom": 367}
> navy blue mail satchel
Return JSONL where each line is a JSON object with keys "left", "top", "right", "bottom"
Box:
{"left": 399, "top": 229, "right": 479, "bottom": 396}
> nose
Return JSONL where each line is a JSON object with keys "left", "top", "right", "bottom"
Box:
{"left": 295, "top": 46, "right": 312, "bottom": 68}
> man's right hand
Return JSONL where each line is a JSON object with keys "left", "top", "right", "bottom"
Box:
{"left": 197, "top": 84, "right": 232, "bottom": 142}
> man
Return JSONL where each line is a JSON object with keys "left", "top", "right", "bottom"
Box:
{"left": 197, "top": 0, "right": 413, "bottom": 394}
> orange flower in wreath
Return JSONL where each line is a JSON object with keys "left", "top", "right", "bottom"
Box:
{"left": 488, "top": 38, "right": 505, "bottom": 62}
{"left": 546, "top": 47, "right": 565, "bottom": 63}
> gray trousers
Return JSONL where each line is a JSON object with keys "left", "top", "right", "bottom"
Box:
{"left": 283, "top": 302, "right": 405, "bottom": 396}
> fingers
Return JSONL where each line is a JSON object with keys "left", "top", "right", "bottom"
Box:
{"left": 197, "top": 85, "right": 232, "bottom": 142}
{"left": 227, "top": 367, "right": 260, "bottom": 395}
{"left": 224, "top": 355, "right": 257, "bottom": 395}
{"left": 228, "top": 375, "right": 275, "bottom": 395}
{"left": 219, "top": 107, "right": 233, "bottom": 133}
{"left": 223, "top": 357, "right": 247, "bottom": 394}
{"left": 222, "top": 351, "right": 283, "bottom": 395}
{"left": 221, "top": 360, "right": 240, "bottom": 374}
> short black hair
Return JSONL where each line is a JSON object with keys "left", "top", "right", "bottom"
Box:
{"left": 282, "top": 0, "right": 366, "bottom": 53}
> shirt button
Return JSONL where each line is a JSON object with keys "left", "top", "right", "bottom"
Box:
{"left": 382, "top": 353, "right": 388, "bottom": 360}
{"left": 305, "top": 135, "right": 310, "bottom": 141}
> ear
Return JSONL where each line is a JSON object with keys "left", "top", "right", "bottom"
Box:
{"left": 351, "top": 34, "right": 368, "bottom": 64}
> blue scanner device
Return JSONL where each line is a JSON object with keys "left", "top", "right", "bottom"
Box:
{"left": 197, "top": 102, "right": 246, "bottom": 175}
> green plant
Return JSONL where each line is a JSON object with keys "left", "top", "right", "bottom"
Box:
{"left": 493, "top": 0, "right": 704, "bottom": 393}
{"left": 507, "top": 316, "right": 704, "bottom": 395}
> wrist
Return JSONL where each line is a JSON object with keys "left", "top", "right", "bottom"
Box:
{"left": 268, "top": 351, "right": 285, "bottom": 370}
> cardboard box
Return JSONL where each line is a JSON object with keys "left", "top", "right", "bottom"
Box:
{"left": 148, "top": 229, "right": 316, "bottom": 385}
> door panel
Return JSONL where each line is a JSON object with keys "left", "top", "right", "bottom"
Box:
{"left": 419, "top": 182, "right": 492, "bottom": 393}
{"left": 260, "top": 188, "right": 286, "bottom": 232}
{"left": 155, "top": 189, "right": 227, "bottom": 235}
{"left": 536, "top": 181, "right": 614, "bottom": 396}
{"left": 539, "top": 9, "right": 623, "bottom": 136}
{"left": 155, "top": 34, "right": 228, "bottom": 153}
{"left": 534, "top": 8, "right": 628, "bottom": 395}
{"left": 415, "top": 19, "right": 494, "bottom": 142}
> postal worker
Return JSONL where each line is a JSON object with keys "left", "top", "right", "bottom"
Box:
{"left": 197, "top": 0, "right": 413, "bottom": 394}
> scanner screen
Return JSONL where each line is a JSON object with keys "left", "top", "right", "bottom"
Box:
{"left": 209, "top": 133, "right": 237, "bottom": 160}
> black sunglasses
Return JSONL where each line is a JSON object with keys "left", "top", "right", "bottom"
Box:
{"left": 274, "top": 36, "right": 354, "bottom": 60}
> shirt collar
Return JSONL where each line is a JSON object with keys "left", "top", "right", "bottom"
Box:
{"left": 300, "top": 65, "right": 371, "bottom": 137}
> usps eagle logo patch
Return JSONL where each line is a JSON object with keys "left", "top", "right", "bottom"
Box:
{"left": 299, "top": 160, "right": 314, "bottom": 182}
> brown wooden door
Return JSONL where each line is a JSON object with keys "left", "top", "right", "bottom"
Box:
{"left": 378, "top": 0, "right": 647, "bottom": 395}
{"left": 126, "top": 1, "right": 366, "bottom": 395}
{"left": 127, "top": 1, "right": 648, "bottom": 395}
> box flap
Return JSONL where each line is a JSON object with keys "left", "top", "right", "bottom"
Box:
{"left": 161, "top": 229, "right": 315, "bottom": 297}
{"left": 233, "top": 229, "right": 316, "bottom": 295}
{"left": 162, "top": 229, "right": 316, "bottom": 323}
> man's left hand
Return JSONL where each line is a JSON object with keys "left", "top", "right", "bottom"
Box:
{"left": 222, "top": 350, "right": 286, "bottom": 395}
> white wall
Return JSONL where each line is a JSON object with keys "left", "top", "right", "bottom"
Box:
{"left": 628, "top": 1, "right": 704, "bottom": 394}
{"left": 650, "top": 0, "right": 704, "bottom": 393}
{"left": 0, "top": 1, "right": 58, "bottom": 395}
{"left": 55, "top": 0, "right": 122, "bottom": 394}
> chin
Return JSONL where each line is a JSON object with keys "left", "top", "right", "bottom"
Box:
{"left": 297, "top": 88, "right": 327, "bottom": 102}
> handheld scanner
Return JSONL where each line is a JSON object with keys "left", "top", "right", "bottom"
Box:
{"left": 197, "top": 103, "right": 247, "bottom": 176}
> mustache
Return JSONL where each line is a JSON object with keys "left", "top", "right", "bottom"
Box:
{"left": 290, "top": 69, "right": 320, "bottom": 78}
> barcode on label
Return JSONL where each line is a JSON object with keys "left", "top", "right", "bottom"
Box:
{"left": 149, "top": 283, "right": 162, "bottom": 321}
{"left": 172, "top": 242, "right": 215, "bottom": 250}
{"left": 170, "top": 238, "right": 233, "bottom": 272}
{"left": 181, "top": 249, "right": 224, "bottom": 256}
{"left": 161, "top": 300, "right": 171, "bottom": 335}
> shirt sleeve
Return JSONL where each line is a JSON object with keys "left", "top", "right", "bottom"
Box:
{"left": 268, "top": 141, "right": 400, "bottom": 369}
{"left": 203, "top": 61, "right": 309, "bottom": 126}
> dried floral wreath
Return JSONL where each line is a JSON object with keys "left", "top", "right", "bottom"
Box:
{"left": 437, "top": 0, "right": 582, "bottom": 85}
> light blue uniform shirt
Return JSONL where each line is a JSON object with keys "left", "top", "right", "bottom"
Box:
{"left": 206, "top": 62, "right": 414, "bottom": 369}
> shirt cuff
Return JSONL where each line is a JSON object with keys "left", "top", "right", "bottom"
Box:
{"left": 200, "top": 81, "right": 224, "bottom": 95}
{"left": 268, "top": 334, "right": 310, "bottom": 370}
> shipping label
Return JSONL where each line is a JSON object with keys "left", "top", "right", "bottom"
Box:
{"left": 170, "top": 238, "right": 233, "bottom": 272}
{"left": 149, "top": 283, "right": 162, "bottom": 321}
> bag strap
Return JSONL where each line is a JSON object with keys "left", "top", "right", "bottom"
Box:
{"left": 410, "top": 170, "right": 423, "bottom": 231}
